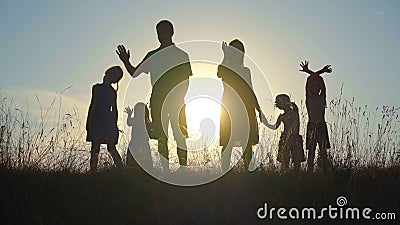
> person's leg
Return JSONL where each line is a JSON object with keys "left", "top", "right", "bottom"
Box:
{"left": 168, "top": 101, "right": 188, "bottom": 166}
{"left": 126, "top": 148, "right": 135, "bottom": 168}
{"left": 107, "top": 144, "right": 123, "bottom": 168}
{"left": 293, "top": 161, "right": 300, "bottom": 172}
{"left": 306, "top": 122, "right": 317, "bottom": 173}
{"left": 292, "top": 135, "right": 303, "bottom": 172}
{"left": 141, "top": 145, "right": 154, "bottom": 171}
{"left": 318, "top": 121, "right": 330, "bottom": 173}
{"left": 307, "top": 147, "right": 316, "bottom": 173}
{"left": 242, "top": 144, "right": 253, "bottom": 172}
{"left": 150, "top": 92, "right": 170, "bottom": 171}
{"left": 177, "top": 104, "right": 188, "bottom": 166}
{"left": 158, "top": 106, "right": 171, "bottom": 171}
{"left": 90, "top": 142, "right": 101, "bottom": 172}
{"left": 158, "top": 137, "right": 169, "bottom": 171}
{"left": 318, "top": 147, "right": 328, "bottom": 173}
{"left": 176, "top": 142, "right": 187, "bottom": 166}
{"left": 281, "top": 149, "right": 290, "bottom": 173}
{"left": 171, "top": 117, "right": 187, "bottom": 167}
{"left": 221, "top": 144, "right": 233, "bottom": 173}
{"left": 172, "top": 128, "right": 187, "bottom": 167}
{"left": 281, "top": 158, "right": 289, "bottom": 173}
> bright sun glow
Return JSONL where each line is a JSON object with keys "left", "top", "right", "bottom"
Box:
{"left": 186, "top": 97, "right": 221, "bottom": 139}
{"left": 185, "top": 62, "right": 222, "bottom": 140}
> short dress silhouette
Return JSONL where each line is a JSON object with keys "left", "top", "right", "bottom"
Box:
{"left": 126, "top": 104, "right": 152, "bottom": 169}
{"left": 86, "top": 83, "right": 119, "bottom": 144}
{"left": 218, "top": 64, "right": 260, "bottom": 147}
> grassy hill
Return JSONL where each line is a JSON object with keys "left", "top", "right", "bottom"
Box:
{"left": 1, "top": 166, "right": 399, "bottom": 225}
{"left": 0, "top": 90, "right": 399, "bottom": 224}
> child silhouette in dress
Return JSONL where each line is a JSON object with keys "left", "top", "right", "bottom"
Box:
{"left": 262, "top": 94, "right": 305, "bottom": 172}
{"left": 86, "top": 66, "right": 123, "bottom": 172}
{"left": 125, "top": 103, "right": 152, "bottom": 170}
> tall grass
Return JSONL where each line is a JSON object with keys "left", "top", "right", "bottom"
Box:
{"left": 0, "top": 86, "right": 399, "bottom": 172}
{"left": 326, "top": 85, "right": 399, "bottom": 168}
{"left": 243, "top": 84, "right": 399, "bottom": 171}
{"left": 0, "top": 89, "right": 89, "bottom": 171}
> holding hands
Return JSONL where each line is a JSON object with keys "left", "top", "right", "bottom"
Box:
{"left": 259, "top": 111, "right": 278, "bottom": 130}
{"left": 260, "top": 111, "right": 268, "bottom": 125}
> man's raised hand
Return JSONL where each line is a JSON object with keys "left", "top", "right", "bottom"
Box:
{"left": 116, "top": 45, "right": 130, "bottom": 64}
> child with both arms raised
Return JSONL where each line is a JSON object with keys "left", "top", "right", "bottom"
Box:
{"left": 299, "top": 61, "right": 332, "bottom": 173}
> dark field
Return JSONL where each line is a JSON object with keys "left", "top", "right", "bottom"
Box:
{"left": 1, "top": 166, "right": 399, "bottom": 225}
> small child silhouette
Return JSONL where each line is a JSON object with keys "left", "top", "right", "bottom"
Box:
{"left": 125, "top": 103, "right": 152, "bottom": 170}
{"left": 262, "top": 94, "right": 305, "bottom": 172}
{"left": 86, "top": 66, "right": 123, "bottom": 172}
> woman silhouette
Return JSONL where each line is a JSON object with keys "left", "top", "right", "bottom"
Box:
{"left": 218, "top": 40, "right": 263, "bottom": 172}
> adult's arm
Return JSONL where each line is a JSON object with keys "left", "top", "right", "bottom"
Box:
{"left": 116, "top": 45, "right": 140, "bottom": 78}
{"left": 242, "top": 68, "right": 261, "bottom": 113}
{"left": 265, "top": 115, "right": 282, "bottom": 130}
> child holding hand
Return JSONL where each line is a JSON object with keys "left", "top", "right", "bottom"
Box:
{"left": 262, "top": 94, "right": 305, "bottom": 172}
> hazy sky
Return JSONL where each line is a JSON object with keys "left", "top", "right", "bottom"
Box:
{"left": 0, "top": 1, "right": 399, "bottom": 127}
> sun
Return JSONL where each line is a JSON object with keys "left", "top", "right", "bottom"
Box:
{"left": 186, "top": 96, "right": 221, "bottom": 139}
{"left": 185, "top": 62, "right": 223, "bottom": 140}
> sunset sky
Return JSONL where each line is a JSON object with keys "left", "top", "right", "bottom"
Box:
{"left": 0, "top": 1, "right": 399, "bottom": 132}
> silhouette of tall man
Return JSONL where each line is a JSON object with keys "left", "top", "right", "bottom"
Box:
{"left": 117, "top": 20, "right": 192, "bottom": 170}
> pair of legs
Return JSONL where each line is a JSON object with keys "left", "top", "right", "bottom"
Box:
{"left": 306, "top": 121, "right": 330, "bottom": 173}
{"left": 279, "top": 149, "right": 300, "bottom": 173}
{"left": 126, "top": 146, "right": 152, "bottom": 171}
{"left": 221, "top": 143, "right": 252, "bottom": 173}
{"left": 126, "top": 149, "right": 136, "bottom": 168}
{"left": 280, "top": 158, "right": 301, "bottom": 173}
{"left": 278, "top": 134, "right": 304, "bottom": 173}
{"left": 157, "top": 132, "right": 187, "bottom": 171}
{"left": 90, "top": 141, "right": 123, "bottom": 172}
{"left": 151, "top": 98, "right": 188, "bottom": 171}
{"left": 307, "top": 147, "right": 328, "bottom": 173}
